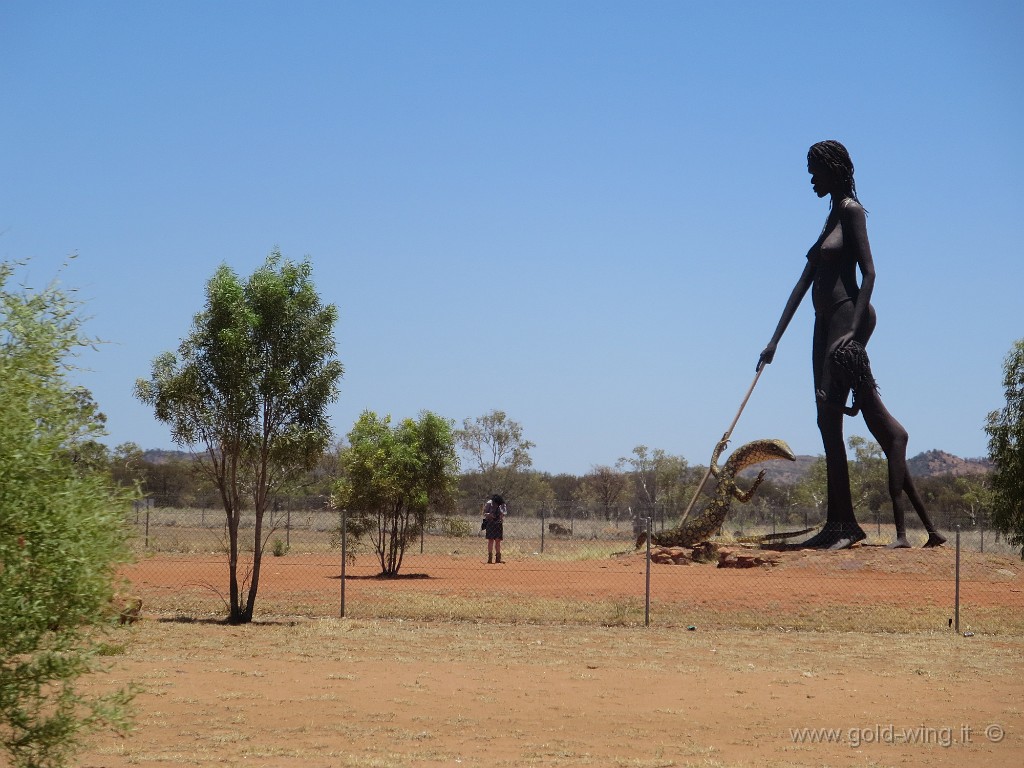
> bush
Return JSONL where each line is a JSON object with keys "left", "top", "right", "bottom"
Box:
{"left": 439, "top": 516, "right": 474, "bottom": 538}
{"left": 0, "top": 263, "right": 135, "bottom": 767}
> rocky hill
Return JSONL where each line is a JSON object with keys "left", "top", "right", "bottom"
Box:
{"left": 743, "top": 454, "right": 819, "bottom": 485}
{"left": 906, "top": 450, "right": 992, "bottom": 477}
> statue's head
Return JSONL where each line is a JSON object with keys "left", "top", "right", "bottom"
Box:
{"left": 807, "top": 140, "right": 858, "bottom": 201}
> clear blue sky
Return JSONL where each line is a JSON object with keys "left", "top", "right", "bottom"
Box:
{"left": 2, "top": 1, "right": 1021, "bottom": 475}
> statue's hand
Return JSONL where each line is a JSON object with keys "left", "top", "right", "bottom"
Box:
{"left": 757, "top": 344, "right": 776, "bottom": 371}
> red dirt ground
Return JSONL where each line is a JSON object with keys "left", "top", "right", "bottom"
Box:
{"left": 121, "top": 544, "right": 1024, "bottom": 624}
{"left": 72, "top": 545, "right": 1023, "bottom": 767}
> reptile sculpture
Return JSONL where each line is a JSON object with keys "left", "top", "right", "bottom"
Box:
{"left": 636, "top": 438, "right": 798, "bottom": 549}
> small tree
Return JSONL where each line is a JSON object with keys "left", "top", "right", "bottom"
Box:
{"left": 335, "top": 411, "right": 459, "bottom": 576}
{"left": 953, "top": 475, "right": 992, "bottom": 528}
{"left": 618, "top": 445, "right": 693, "bottom": 517}
{"left": 985, "top": 339, "right": 1024, "bottom": 558}
{"left": 135, "top": 252, "right": 343, "bottom": 622}
{"left": 0, "top": 263, "right": 134, "bottom": 768}
{"left": 456, "top": 410, "right": 535, "bottom": 501}
{"left": 847, "top": 435, "right": 888, "bottom": 518}
{"left": 792, "top": 456, "right": 827, "bottom": 526}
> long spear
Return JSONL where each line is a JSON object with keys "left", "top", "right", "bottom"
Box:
{"left": 677, "top": 365, "right": 765, "bottom": 523}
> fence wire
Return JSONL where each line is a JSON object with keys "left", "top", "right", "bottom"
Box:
{"left": 123, "top": 501, "right": 1024, "bottom": 635}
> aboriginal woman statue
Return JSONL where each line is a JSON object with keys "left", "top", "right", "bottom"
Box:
{"left": 757, "top": 140, "right": 945, "bottom": 550}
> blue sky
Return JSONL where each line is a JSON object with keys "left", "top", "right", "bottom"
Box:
{"left": 2, "top": 1, "right": 1021, "bottom": 475}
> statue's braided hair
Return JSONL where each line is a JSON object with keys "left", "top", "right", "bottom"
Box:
{"left": 808, "top": 139, "right": 860, "bottom": 204}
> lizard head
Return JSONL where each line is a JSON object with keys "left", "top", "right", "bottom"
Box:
{"left": 725, "top": 438, "right": 797, "bottom": 474}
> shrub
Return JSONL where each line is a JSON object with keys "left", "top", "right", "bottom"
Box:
{"left": 0, "top": 262, "right": 135, "bottom": 767}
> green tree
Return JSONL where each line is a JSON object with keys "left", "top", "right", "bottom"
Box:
{"left": 545, "top": 473, "right": 582, "bottom": 510}
{"left": 952, "top": 475, "right": 992, "bottom": 528}
{"left": 985, "top": 339, "right": 1024, "bottom": 558}
{"left": 455, "top": 410, "right": 535, "bottom": 502}
{"left": 135, "top": 252, "right": 343, "bottom": 622}
{"left": 580, "top": 465, "right": 629, "bottom": 521}
{"left": 847, "top": 435, "right": 888, "bottom": 518}
{"left": 335, "top": 411, "right": 459, "bottom": 575}
{"left": 109, "top": 441, "right": 145, "bottom": 489}
{"left": 138, "top": 454, "right": 208, "bottom": 508}
{"left": 618, "top": 446, "right": 693, "bottom": 517}
{"left": 792, "top": 456, "right": 826, "bottom": 506}
{"left": 0, "top": 263, "right": 134, "bottom": 768}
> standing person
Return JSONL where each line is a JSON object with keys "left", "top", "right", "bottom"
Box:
{"left": 757, "top": 140, "right": 944, "bottom": 550}
{"left": 482, "top": 494, "right": 507, "bottom": 563}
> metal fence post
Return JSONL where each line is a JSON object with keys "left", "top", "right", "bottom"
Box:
{"left": 340, "top": 509, "right": 347, "bottom": 619}
{"left": 540, "top": 509, "right": 545, "bottom": 554}
{"left": 954, "top": 524, "right": 961, "bottom": 633}
{"left": 644, "top": 517, "right": 652, "bottom": 627}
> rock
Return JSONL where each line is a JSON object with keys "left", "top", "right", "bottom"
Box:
{"left": 650, "top": 546, "right": 693, "bottom": 565}
{"left": 691, "top": 541, "right": 719, "bottom": 563}
{"left": 717, "top": 547, "right": 782, "bottom": 569}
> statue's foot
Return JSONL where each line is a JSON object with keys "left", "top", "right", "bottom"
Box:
{"left": 798, "top": 526, "right": 835, "bottom": 549}
{"left": 827, "top": 528, "right": 867, "bottom": 550}
{"left": 887, "top": 536, "right": 912, "bottom": 549}
{"left": 923, "top": 532, "right": 947, "bottom": 548}
{"left": 800, "top": 524, "right": 866, "bottom": 550}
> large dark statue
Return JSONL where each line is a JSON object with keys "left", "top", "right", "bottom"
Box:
{"left": 757, "top": 140, "right": 946, "bottom": 550}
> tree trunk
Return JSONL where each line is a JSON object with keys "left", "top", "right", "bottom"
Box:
{"left": 243, "top": 504, "right": 266, "bottom": 622}
{"left": 227, "top": 506, "right": 243, "bottom": 623}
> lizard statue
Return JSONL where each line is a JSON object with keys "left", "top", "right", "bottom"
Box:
{"left": 636, "top": 438, "right": 804, "bottom": 549}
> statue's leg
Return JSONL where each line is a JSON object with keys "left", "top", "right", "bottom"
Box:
{"left": 800, "top": 309, "right": 865, "bottom": 550}
{"left": 858, "top": 387, "right": 945, "bottom": 548}
{"left": 800, "top": 401, "right": 866, "bottom": 549}
{"left": 904, "top": 476, "right": 947, "bottom": 547}
{"left": 861, "top": 391, "right": 913, "bottom": 548}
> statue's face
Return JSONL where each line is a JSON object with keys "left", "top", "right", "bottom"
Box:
{"left": 807, "top": 159, "right": 833, "bottom": 198}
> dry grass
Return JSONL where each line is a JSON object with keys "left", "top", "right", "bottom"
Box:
{"left": 78, "top": 617, "right": 1024, "bottom": 768}
{"left": 140, "top": 587, "right": 1024, "bottom": 637}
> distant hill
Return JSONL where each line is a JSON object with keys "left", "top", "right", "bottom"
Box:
{"left": 142, "top": 448, "right": 194, "bottom": 464}
{"left": 741, "top": 454, "right": 820, "bottom": 485}
{"left": 906, "top": 450, "right": 992, "bottom": 478}
{"left": 742, "top": 449, "right": 991, "bottom": 485}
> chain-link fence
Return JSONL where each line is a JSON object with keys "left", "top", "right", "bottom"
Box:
{"left": 122, "top": 499, "right": 1024, "bottom": 634}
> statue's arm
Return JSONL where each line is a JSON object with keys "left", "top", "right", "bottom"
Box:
{"left": 835, "top": 201, "right": 876, "bottom": 352}
{"left": 757, "top": 258, "right": 815, "bottom": 370}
